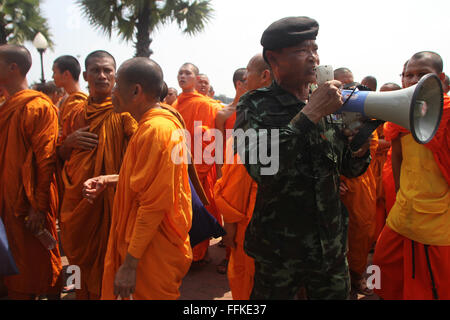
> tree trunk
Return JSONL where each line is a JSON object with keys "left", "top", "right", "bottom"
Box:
{"left": 134, "top": 2, "right": 152, "bottom": 57}
{"left": 0, "top": 19, "right": 8, "bottom": 44}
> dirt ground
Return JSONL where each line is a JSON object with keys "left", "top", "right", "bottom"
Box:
{"left": 59, "top": 237, "right": 377, "bottom": 300}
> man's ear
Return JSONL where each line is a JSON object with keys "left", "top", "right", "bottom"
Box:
{"left": 261, "top": 69, "right": 271, "bottom": 83}
{"left": 9, "top": 62, "right": 19, "bottom": 73}
{"left": 133, "top": 84, "right": 143, "bottom": 99}
{"left": 63, "top": 70, "right": 72, "bottom": 81}
{"left": 83, "top": 71, "right": 87, "bottom": 82}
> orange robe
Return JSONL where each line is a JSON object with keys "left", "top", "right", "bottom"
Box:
{"left": 58, "top": 91, "right": 88, "bottom": 131}
{"left": 341, "top": 131, "right": 379, "bottom": 277}
{"left": 59, "top": 97, "right": 136, "bottom": 299}
{"left": 56, "top": 92, "right": 88, "bottom": 218}
{"left": 373, "top": 126, "right": 390, "bottom": 240}
{"left": 383, "top": 94, "right": 450, "bottom": 186}
{"left": 173, "top": 91, "right": 221, "bottom": 261}
{"left": 0, "top": 90, "right": 61, "bottom": 298}
{"left": 214, "top": 139, "right": 257, "bottom": 300}
{"left": 101, "top": 107, "right": 192, "bottom": 300}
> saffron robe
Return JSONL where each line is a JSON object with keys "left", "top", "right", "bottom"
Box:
{"left": 58, "top": 91, "right": 88, "bottom": 131}
{"left": 214, "top": 139, "right": 257, "bottom": 300}
{"left": 173, "top": 91, "right": 221, "bottom": 261}
{"left": 0, "top": 90, "right": 61, "bottom": 296}
{"left": 341, "top": 131, "right": 379, "bottom": 276}
{"left": 59, "top": 97, "right": 136, "bottom": 297}
{"left": 101, "top": 108, "right": 192, "bottom": 300}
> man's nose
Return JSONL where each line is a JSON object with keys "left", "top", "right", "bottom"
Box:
{"left": 98, "top": 69, "right": 107, "bottom": 79}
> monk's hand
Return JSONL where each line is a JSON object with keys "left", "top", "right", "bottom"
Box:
{"left": 64, "top": 126, "right": 98, "bottom": 151}
{"left": 25, "top": 207, "right": 45, "bottom": 235}
{"left": 339, "top": 181, "right": 349, "bottom": 196}
{"left": 82, "top": 175, "right": 109, "bottom": 204}
{"left": 300, "top": 80, "right": 343, "bottom": 124}
{"left": 114, "top": 253, "right": 138, "bottom": 300}
{"left": 222, "top": 222, "right": 237, "bottom": 248}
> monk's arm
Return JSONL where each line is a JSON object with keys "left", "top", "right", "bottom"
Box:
{"left": 25, "top": 102, "right": 59, "bottom": 214}
{"left": 127, "top": 127, "right": 175, "bottom": 260}
{"left": 83, "top": 174, "right": 119, "bottom": 203}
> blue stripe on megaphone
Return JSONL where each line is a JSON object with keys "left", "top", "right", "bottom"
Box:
{"left": 337, "top": 90, "right": 370, "bottom": 115}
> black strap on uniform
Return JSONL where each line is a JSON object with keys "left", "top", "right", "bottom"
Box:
{"left": 424, "top": 244, "right": 439, "bottom": 300}
{"left": 411, "top": 240, "right": 416, "bottom": 279}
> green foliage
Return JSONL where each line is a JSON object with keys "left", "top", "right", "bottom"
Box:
{"left": 0, "top": 0, "right": 53, "bottom": 46}
{"left": 77, "top": 0, "right": 214, "bottom": 57}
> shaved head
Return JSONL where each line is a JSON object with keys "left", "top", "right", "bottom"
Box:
{"left": 380, "top": 82, "right": 401, "bottom": 92}
{"left": 410, "top": 51, "right": 443, "bottom": 74}
{"left": 248, "top": 53, "right": 270, "bottom": 74}
{"left": 246, "top": 53, "right": 272, "bottom": 91}
{"left": 118, "top": 57, "right": 164, "bottom": 100}
{"left": 404, "top": 51, "right": 444, "bottom": 88}
{"left": 181, "top": 62, "right": 199, "bottom": 76}
{"left": 232, "top": 68, "right": 247, "bottom": 88}
{"left": 85, "top": 50, "right": 116, "bottom": 70}
{"left": 361, "top": 75, "right": 377, "bottom": 91}
{"left": 0, "top": 44, "right": 32, "bottom": 76}
{"left": 334, "top": 67, "right": 354, "bottom": 85}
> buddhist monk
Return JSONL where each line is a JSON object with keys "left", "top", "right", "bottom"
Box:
{"left": 173, "top": 63, "right": 222, "bottom": 264}
{"left": 374, "top": 51, "right": 450, "bottom": 300}
{"left": 83, "top": 57, "right": 192, "bottom": 299}
{"left": 361, "top": 75, "right": 377, "bottom": 91}
{"left": 373, "top": 82, "right": 401, "bottom": 240}
{"left": 196, "top": 73, "right": 211, "bottom": 97}
{"left": 335, "top": 68, "right": 378, "bottom": 297}
{"left": 443, "top": 74, "right": 449, "bottom": 95}
{"left": 334, "top": 67, "right": 355, "bottom": 87}
{"left": 58, "top": 50, "right": 136, "bottom": 300}
{"left": 208, "top": 85, "right": 215, "bottom": 99}
{"left": 32, "top": 81, "right": 65, "bottom": 106}
{"left": 211, "top": 67, "right": 247, "bottom": 274}
{"left": 215, "top": 67, "right": 247, "bottom": 157}
{"left": 0, "top": 44, "right": 62, "bottom": 300}
{"left": 214, "top": 53, "right": 272, "bottom": 299}
{"left": 52, "top": 55, "right": 88, "bottom": 129}
{"left": 163, "top": 87, "right": 178, "bottom": 106}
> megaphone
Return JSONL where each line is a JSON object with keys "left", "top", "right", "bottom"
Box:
{"left": 316, "top": 66, "right": 444, "bottom": 144}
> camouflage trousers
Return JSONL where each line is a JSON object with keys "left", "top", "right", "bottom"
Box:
{"left": 250, "top": 256, "right": 350, "bottom": 300}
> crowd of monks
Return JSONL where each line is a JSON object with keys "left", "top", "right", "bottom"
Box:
{"left": 0, "top": 42, "right": 449, "bottom": 300}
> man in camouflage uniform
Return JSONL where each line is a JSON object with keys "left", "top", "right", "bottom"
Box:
{"left": 234, "top": 16, "right": 371, "bottom": 299}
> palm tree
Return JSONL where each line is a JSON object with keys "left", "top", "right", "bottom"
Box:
{"left": 0, "top": 0, "right": 53, "bottom": 46}
{"left": 78, "top": 0, "right": 214, "bottom": 57}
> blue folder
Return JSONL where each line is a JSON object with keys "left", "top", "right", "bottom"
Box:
{"left": 189, "top": 179, "right": 226, "bottom": 247}
{"left": 0, "top": 217, "right": 19, "bottom": 276}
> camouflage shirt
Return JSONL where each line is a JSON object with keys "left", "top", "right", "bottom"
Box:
{"left": 234, "top": 81, "right": 371, "bottom": 272}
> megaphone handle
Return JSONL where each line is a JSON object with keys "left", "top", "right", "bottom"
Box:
{"left": 349, "top": 119, "right": 385, "bottom": 153}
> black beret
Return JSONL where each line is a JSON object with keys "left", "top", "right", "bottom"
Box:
{"left": 261, "top": 16, "right": 319, "bottom": 51}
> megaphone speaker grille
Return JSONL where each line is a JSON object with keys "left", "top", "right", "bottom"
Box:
{"left": 410, "top": 73, "right": 444, "bottom": 144}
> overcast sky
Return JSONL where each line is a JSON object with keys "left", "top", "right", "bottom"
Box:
{"left": 24, "top": 0, "right": 449, "bottom": 97}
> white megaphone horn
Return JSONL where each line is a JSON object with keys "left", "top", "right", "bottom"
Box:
{"left": 315, "top": 65, "right": 444, "bottom": 144}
